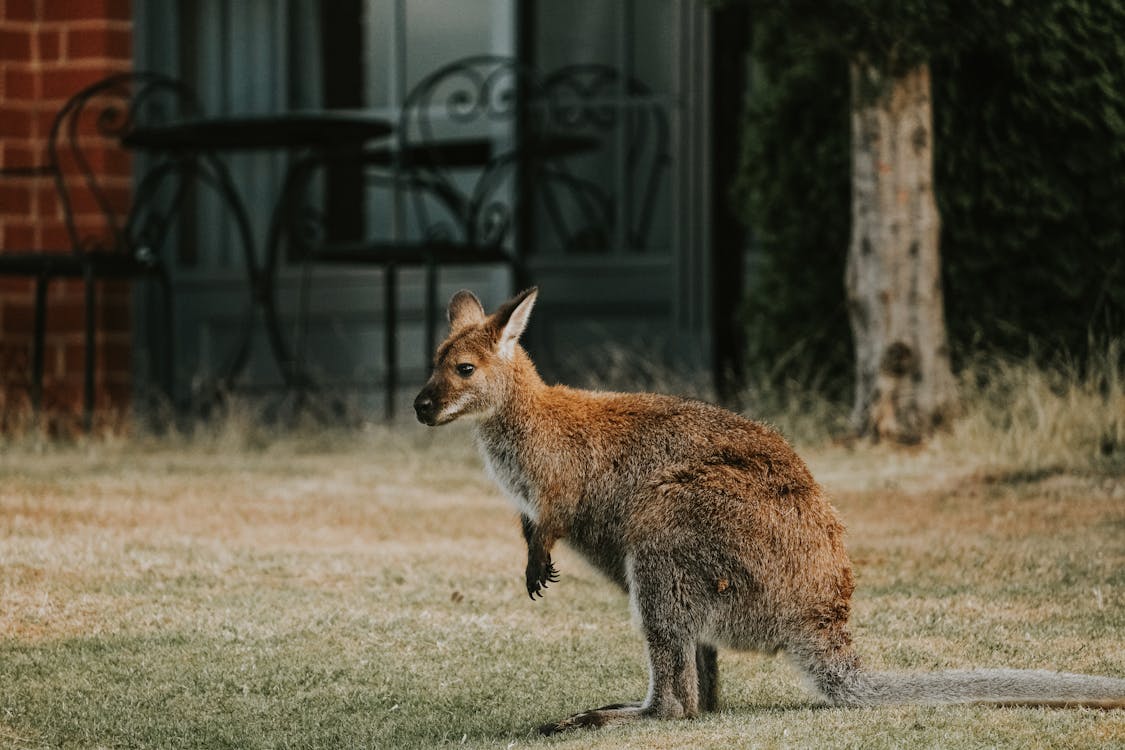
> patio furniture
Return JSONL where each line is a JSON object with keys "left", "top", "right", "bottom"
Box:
{"left": 269, "top": 57, "right": 672, "bottom": 419}
{"left": 124, "top": 112, "right": 393, "bottom": 400}
{"left": 0, "top": 72, "right": 205, "bottom": 429}
{"left": 533, "top": 64, "right": 673, "bottom": 256}
{"left": 269, "top": 55, "right": 547, "bottom": 418}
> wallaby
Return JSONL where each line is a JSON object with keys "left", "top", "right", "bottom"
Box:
{"left": 413, "top": 287, "right": 1125, "bottom": 734}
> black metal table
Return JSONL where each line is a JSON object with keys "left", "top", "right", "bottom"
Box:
{"left": 123, "top": 112, "right": 394, "bottom": 398}
{"left": 123, "top": 112, "right": 393, "bottom": 152}
{"left": 266, "top": 131, "right": 601, "bottom": 418}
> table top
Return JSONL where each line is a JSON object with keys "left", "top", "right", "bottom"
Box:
{"left": 122, "top": 112, "right": 394, "bottom": 152}
{"left": 353, "top": 133, "right": 600, "bottom": 169}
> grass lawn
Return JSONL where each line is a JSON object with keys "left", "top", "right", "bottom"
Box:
{"left": 1, "top": 424, "right": 1122, "bottom": 749}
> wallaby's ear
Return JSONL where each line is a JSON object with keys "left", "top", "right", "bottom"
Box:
{"left": 448, "top": 290, "right": 486, "bottom": 331}
{"left": 491, "top": 287, "right": 538, "bottom": 359}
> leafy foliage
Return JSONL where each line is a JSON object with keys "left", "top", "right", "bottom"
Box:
{"left": 733, "top": 16, "right": 853, "bottom": 394}
{"left": 734, "top": 0, "right": 1125, "bottom": 379}
{"left": 933, "top": 1, "right": 1125, "bottom": 357}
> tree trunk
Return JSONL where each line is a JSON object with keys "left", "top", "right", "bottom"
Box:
{"left": 846, "top": 60, "right": 957, "bottom": 443}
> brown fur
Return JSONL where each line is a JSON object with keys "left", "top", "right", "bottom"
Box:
{"left": 413, "top": 288, "right": 1125, "bottom": 734}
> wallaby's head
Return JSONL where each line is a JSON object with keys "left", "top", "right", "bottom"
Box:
{"left": 413, "top": 287, "right": 538, "bottom": 426}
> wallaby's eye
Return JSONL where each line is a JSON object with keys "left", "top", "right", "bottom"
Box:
{"left": 455, "top": 363, "right": 476, "bottom": 378}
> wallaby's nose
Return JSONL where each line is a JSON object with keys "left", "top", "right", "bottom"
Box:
{"left": 413, "top": 392, "right": 436, "bottom": 425}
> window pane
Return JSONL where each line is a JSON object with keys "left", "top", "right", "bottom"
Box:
{"left": 362, "top": 0, "right": 395, "bottom": 108}
{"left": 630, "top": 0, "right": 678, "bottom": 95}
{"left": 533, "top": 0, "right": 618, "bottom": 72}
{"left": 405, "top": 0, "right": 514, "bottom": 91}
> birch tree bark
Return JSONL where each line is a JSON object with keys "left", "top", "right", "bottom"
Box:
{"left": 846, "top": 61, "right": 957, "bottom": 443}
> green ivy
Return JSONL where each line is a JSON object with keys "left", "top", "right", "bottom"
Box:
{"left": 734, "top": 0, "right": 1125, "bottom": 381}
{"left": 734, "top": 10, "right": 853, "bottom": 392}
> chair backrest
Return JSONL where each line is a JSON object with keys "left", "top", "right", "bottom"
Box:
{"left": 396, "top": 55, "right": 538, "bottom": 251}
{"left": 44, "top": 72, "right": 200, "bottom": 255}
{"left": 532, "top": 64, "right": 672, "bottom": 255}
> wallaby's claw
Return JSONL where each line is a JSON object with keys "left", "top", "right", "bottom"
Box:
{"left": 525, "top": 556, "right": 559, "bottom": 600}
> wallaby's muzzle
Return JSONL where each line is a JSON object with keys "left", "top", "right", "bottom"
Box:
{"left": 413, "top": 388, "right": 438, "bottom": 426}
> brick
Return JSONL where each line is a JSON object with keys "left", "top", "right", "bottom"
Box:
{"left": 0, "top": 277, "right": 34, "bottom": 299}
{"left": 100, "top": 340, "right": 131, "bottom": 372}
{"left": 42, "top": 0, "right": 132, "bottom": 23}
{"left": 63, "top": 339, "right": 129, "bottom": 373}
{"left": 42, "top": 379, "right": 82, "bottom": 409}
{"left": 1, "top": 143, "right": 44, "bottom": 170}
{"left": 39, "top": 30, "right": 63, "bottom": 61}
{"left": 0, "top": 339, "right": 32, "bottom": 370}
{"left": 1, "top": 300, "right": 35, "bottom": 334}
{"left": 41, "top": 66, "right": 118, "bottom": 101}
{"left": 3, "top": 68, "right": 38, "bottom": 100}
{"left": 100, "top": 297, "right": 131, "bottom": 332}
{"left": 0, "top": 29, "right": 33, "bottom": 61}
{"left": 61, "top": 342, "right": 86, "bottom": 374}
{"left": 61, "top": 181, "right": 131, "bottom": 217}
{"left": 48, "top": 277, "right": 83, "bottom": 300}
{"left": 69, "top": 146, "right": 132, "bottom": 176}
{"left": 44, "top": 299, "right": 85, "bottom": 334}
{"left": 35, "top": 185, "right": 59, "bottom": 220}
{"left": 102, "top": 382, "right": 130, "bottom": 405}
{"left": 5, "top": 0, "right": 40, "bottom": 23}
{"left": 39, "top": 222, "right": 74, "bottom": 249}
{"left": 34, "top": 107, "right": 59, "bottom": 138}
{"left": 2, "top": 222, "right": 37, "bottom": 249}
{"left": 70, "top": 224, "right": 117, "bottom": 250}
{"left": 0, "top": 184, "right": 33, "bottom": 214}
{"left": 0, "top": 109, "right": 33, "bottom": 139}
{"left": 66, "top": 27, "right": 131, "bottom": 61}
{"left": 101, "top": 279, "right": 130, "bottom": 298}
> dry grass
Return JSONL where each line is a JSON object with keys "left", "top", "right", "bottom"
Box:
{"left": 941, "top": 341, "right": 1125, "bottom": 474}
{"left": 0, "top": 412, "right": 1122, "bottom": 749}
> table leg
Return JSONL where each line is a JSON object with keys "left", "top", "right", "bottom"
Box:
{"left": 384, "top": 263, "right": 397, "bottom": 421}
{"left": 83, "top": 262, "right": 96, "bottom": 432}
{"left": 31, "top": 276, "right": 47, "bottom": 415}
{"left": 199, "top": 154, "right": 260, "bottom": 387}
{"left": 261, "top": 155, "right": 316, "bottom": 390}
{"left": 425, "top": 258, "right": 437, "bottom": 375}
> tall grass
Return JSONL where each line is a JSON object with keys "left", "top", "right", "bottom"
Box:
{"left": 734, "top": 337, "right": 1125, "bottom": 474}
{"left": 2, "top": 339, "right": 1122, "bottom": 479}
{"left": 943, "top": 338, "right": 1125, "bottom": 474}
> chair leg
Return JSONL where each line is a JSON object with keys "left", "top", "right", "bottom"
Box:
{"left": 157, "top": 266, "right": 175, "bottom": 406}
{"left": 83, "top": 265, "right": 96, "bottom": 432}
{"left": 425, "top": 261, "right": 437, "bottom": 370}
{"left": 31, "top": 276, "right": 48, "bottom": 414}
{"left": 384, "top": 263, "right": 397, "bottom": 421}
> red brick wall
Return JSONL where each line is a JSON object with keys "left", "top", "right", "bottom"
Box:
{"left": 0, "top": 0, "right": 134, "bottom": 430}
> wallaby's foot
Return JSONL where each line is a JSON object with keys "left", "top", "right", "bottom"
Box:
{"left": 538, "top": 709, "right": 612, "bottom": 735}
{"left": 538, "top": 704, "right": 646, "bottom": 735}
{"left": 525, "top": 554, "right": 559, "bottom": 599}
{"left": 538, "top": 700, "right": 691, "bottom": 735}
{"left": 591, "top": 701, "right": 644, "bottom": 711}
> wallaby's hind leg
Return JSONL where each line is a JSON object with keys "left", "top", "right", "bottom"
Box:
{"left": 540, "top": 552, "right": 704, "bottom": 734}
{"left": 539, "top": 631, "right": 700, "bottom": 735}
{"left": 697, "top": 643, "right": 720, "bottom": 712}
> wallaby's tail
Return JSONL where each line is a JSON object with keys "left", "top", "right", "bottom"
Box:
{"left": 817, "top": 666, "right": 1125, "bottom": 709}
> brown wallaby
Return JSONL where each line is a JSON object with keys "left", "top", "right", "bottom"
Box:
{"left": 413, "top": 288, "right": 1125, "bottom": 734}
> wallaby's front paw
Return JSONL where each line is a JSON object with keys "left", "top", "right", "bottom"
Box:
{"left": 525, "top": 557, "right": 559, "bottom": 599}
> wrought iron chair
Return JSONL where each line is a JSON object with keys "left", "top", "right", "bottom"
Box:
{"left": 267, "top": 55, "right": 539, "bottom": 417}
{"left": 0, "top": 72, "right": 212, "bottom": 429}
{"left": 531, "top": 63, "right": 673, "bottom": 256}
